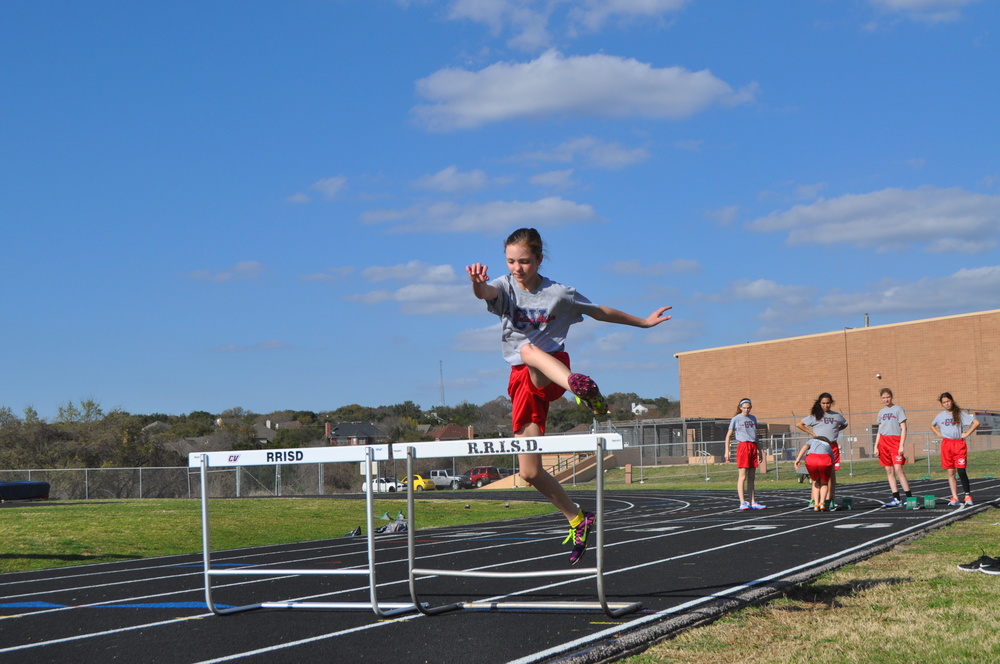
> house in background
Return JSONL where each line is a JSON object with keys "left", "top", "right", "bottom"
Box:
{"left": 426, "top": 423, "right": 471, "bottom": 441}
{"left": 326, "top": 422, "right": 388, "bottom": 446}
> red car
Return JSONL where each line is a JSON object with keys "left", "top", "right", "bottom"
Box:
{"left": 466, "top": 466, "right": 501, "bottom": 488}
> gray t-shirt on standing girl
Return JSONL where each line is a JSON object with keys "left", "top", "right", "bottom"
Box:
{"left": 877, "top": 404, "right": 906, "bottom": 436}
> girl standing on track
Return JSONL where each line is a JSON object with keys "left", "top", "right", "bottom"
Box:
{"left": 875, "top": 387, "right": 915, "bottom": 508}
{"left": 793, "top": 436, "right": 835, "bottom": 512}
{"left": 930, "top": 392, "right": 981, "bottom": 507}
{"left": 796, "top": 393, "right": 848, "bottom": 510}
{"left": 725, "top": 398, "right": 765, "bottom": 510}
{"left": 466, "top": 227, "right": 672, "bottom": 564}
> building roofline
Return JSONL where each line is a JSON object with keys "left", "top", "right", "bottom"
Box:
{"left": 673, "top": 308, "right": 1000, "bottom": 359}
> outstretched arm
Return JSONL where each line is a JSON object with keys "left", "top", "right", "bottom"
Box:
{"left": 466, "top": 263, "right": 500, "bottom": 301}
{"left": 588, "top": 305, "right": 672, "bottom": 328}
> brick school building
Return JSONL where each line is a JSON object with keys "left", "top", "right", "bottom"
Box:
{"left": 674, "top": 309, "right": 1000, "bottom": 455}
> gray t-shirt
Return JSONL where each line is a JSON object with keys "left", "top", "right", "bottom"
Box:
{"left": 728, "top": 414, "right": 758, "bottom": 443}
{"left": 486, "top": 274, "right": 600, "bottom": 366}
{"left": 931, "top": 410, "right": 975, "bottom": 439}
{"left": 802, "top": 411, "right": 848, "bottom": 442}
{"left": 877, "top": 404, "right": 906, "bottom": 437}
{"left": 806, "top": 437, "right": 834, "bottom": 461}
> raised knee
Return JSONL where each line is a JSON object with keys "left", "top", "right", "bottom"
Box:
{"left": 519, "top": 344, "right": 537, "bottom": 362}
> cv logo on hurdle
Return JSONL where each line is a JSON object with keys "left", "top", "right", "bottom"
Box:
{"left": 466, "top": 439, "right": 539, "bottom": 454}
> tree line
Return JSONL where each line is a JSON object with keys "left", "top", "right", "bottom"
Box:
{"left": 0, "top": 393, "right": 677, "bottom": 470}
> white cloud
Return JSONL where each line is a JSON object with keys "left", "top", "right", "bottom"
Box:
{"left": 645, "top": 318, "right": 706, "bottom": 345}
{"left": 869, "top": 0, "right": 980, "bottom": 22}
{"left": 708, "top": 266, "right": 1000, "bottom": 335}
{"left": 361, "top": 260, "right": 457, "bottom": 284}
{"left": 530, "top": 169, "right": 576, "bottom": 189}
{"left": 747, "top": 186, "right": 1000, "bottom": 254}
{"left": 312, "top": 176, "right": 348, "bottom": 199}
{"left": 674, "top": 138, "right": 703, "bottom": 152}
{"left": 412, "top": 165, "right": 494, "bottom": 193}
{"left": 516, "top": 136, "right": 649, "bottom": 169}
{"left": 594, "top": 330, "right": 634, "bottom": 353}
{"left": 706, "top": 205, "right": 740, "bottom": 226}
{"left": 413, "top": 50, "right": 756, "bottom": 131}
{"left": 185, "top": 261, "right": 266, "bottom": 283}
{"left": 448, "top": 0, "right": 554, "bottom": 51}
{"left": 571, "top": 0, "right": 690, "bottom": 32}
{"left": 360, "top": 196, "right": 601, "bottom": 234}
{"left": 443, "top": 0, "right": 690, "bottom": 50}
{"left": 815, "top": 265, "right": 1000, "bottom": 317}
{"left": 346, "top": 283, "right": 474, "bottom": 315}
{"left": 299, "top": 267, "right": 354, "bottom": 283}
{"left": 605, "top": 258, "right": 702, "bottom": 276}
{"left": 347, "top": 261, "right": 473, "bottom": 315}
{"left": 287, "top": 175, "right": 348, "bottom": 203}
{"left": 452, "top": 322, "right": 502, "bottom": 354}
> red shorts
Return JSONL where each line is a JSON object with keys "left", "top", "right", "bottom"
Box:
{"left": 877, "top": 435, "right": 907, "bottom": 467}
{"left": 508, "top": 351, "right": 570, "bottom": 435}
{"left": 806, "top": 454, "right": 833, "bottom": 484}
{"left": 736, "top": 441, "right": 759, "bottom": 469}
{"left": 941, "top": 438, "right": 968, "bottom": 469}
{"left": 830, "top": 441, "right": 841, "bottom": 471}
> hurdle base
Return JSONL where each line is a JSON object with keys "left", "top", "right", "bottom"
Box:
{"left": 262, "top": 601, "right": 420, "bottom": 616}
{"left": 461, "top": 600, "right": 641, "bottom": 616}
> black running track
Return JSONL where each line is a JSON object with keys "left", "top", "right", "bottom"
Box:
{"left": 2, "top": 479, "right": 997, "bottom": 664}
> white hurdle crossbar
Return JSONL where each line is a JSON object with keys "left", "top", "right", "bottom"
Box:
{"left": 394, "top": 433, "right": 641, "bottom": 617}
{"left": 189, "top": 445, "right": 418, "bottom": 617}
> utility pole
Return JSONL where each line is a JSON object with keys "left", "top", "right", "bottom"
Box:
{"left": 439, "top": 360, "right": 446, "bottom": 407}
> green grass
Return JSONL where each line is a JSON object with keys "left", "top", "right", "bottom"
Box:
{"left": 624, "top": 510, "right": 1000, "bottom": 664}
{"left": 0, "top": 497, "right": 555, "bottom": 574}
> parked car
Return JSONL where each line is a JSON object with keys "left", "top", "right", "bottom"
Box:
{"left": 400, "top": 474, "right": 436, "bottom": 491}
{"left": 361, "top": 477, "right": 403, "bottom": 493}
{"left": 498, "top": 467, "right": 516, "bottom": 478}
{"left": 429, "top": 469, "right": 472, "bottom": 490}
{"left": 466, "top": 466, "right": 501, "bottom": 488}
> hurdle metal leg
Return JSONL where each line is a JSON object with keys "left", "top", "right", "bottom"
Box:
{"left": 404, "top": 437, "right": 641, "bottom": 617}
{"left": 197, "top": 448, "right": 418, "bottom": 617}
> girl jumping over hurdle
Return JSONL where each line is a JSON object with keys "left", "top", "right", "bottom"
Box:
{"left": 930, "top": 392, "right": 981, "bottom": 507}
{"left": 466, "top": 227, "right": 671, "bottom": 564}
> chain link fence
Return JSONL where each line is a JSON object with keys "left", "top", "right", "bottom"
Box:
{"left": 2, "top": 427, "right": 996, "bottom": 499}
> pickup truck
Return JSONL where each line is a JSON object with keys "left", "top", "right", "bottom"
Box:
{"left": 429, "top": 469, "right": 473, "bottom": 490}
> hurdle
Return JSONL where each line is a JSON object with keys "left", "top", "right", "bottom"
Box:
{"left": 189, "top": 445, "right": 419, "bottom": 617}
{"left": 394, "top": 433, "right": 641, "bottom": 617}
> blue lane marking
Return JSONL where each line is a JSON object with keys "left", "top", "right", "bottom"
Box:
{"left": 1, "top": 602, "right": 232, "bottom": 610}
{"left": 1, "top": 602, "right": 64, "bottom": 609}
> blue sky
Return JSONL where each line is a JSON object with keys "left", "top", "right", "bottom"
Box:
{"left": 3, "top": 0, "right": 999, "bottom": 420}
